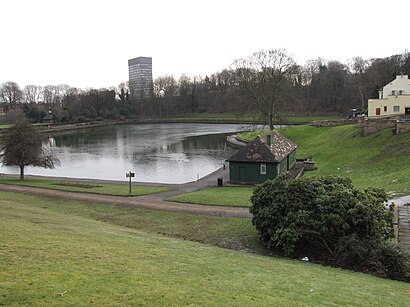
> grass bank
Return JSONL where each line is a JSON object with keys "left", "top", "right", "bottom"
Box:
{"left": 1, "top": 192, "right": 408, "bottom": 306}
{"left": 279, "top": 125, "right": 410, "bottom": 196}
{"left": 167, "top": 187, "right": 253, "bottom": 207}
{"left": 0, "top": 178, "right": 172, "bottom": 196}
{"left": 180, "top": 124, "right": 410, "bottom": 207}
{"left": 239, "top": 125, "right": 410, "bottom": 196}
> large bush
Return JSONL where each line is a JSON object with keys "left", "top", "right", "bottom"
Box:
{"left": 250, "top": 175, "right": 410, "bottom": 280}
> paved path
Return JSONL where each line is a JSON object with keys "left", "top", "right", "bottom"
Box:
{"left": 389, "top": 195, "right": 410, "bottom": 248}
{"left": 0, "top": 167, "right": 251, "bottom": 218}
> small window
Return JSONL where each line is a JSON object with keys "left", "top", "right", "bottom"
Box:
{"left": 399, "top": 90, "right": 403, "bottom": 95}
{"left": 392, "top": 90, "right": 396, "bottom": 95}
{"left": 260, "top": 163, "right": 266, "bottom": 175}
{"left": 384, "top": 106, "right": 387, "bottom": 112}
{"left": 393, "top": 106, "right": 400, "bottom": 112}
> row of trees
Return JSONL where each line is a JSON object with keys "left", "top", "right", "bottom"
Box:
{"left": 1, "top": 50, "right": 410, "bottom": 125}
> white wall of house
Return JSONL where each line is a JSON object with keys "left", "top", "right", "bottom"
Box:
{"left": 368, "top": 95, "right": 410, "bottom": 117}
{"left": 380, "top": 75, "right": 410, "bottom": 98}
{"left": 368, "top": 75, "right": 410, "bottom": 117}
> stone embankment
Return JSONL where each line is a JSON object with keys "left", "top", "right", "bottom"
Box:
{"left": 226, "top": 134, "right": 249, "bottom": 148}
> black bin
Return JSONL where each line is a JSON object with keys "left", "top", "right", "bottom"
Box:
{"left": 217, "top": 177, "right": 223, "bottom": 187}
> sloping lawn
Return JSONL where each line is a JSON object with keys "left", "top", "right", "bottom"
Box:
{"left": 279, "top": 125, "right": 410, "bottom": 196}
{"left": 167, "top": 187, "right": 253, "bottom": 207}
{"left": 239, "top": 125, "right": 410, "bottom": 197}
{"left": 0, "top": 178, "right": 171, "bottom": 196}
{"left": 1, "top": 192, "right": 409, "bottom": 306}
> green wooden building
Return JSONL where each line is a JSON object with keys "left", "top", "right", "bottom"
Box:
{"left": 227, "top": 131, "right": 297, "bottom": 183}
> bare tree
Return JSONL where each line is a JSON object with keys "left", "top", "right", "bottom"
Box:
{"left": 117, "top": 82, "right": 130, "bottom": 102}
{"left": 23, "top": 85, "right": 42, "bottom": 104}
{"left": 0, "top": 81, "right": 23, "bottom": 112}
{"left": 154, "top": 75, "right": 178, "bottom": 97}
{"left": 0, "top": 122, "right": 60, "bottom": 180}
{"left": 232, "top": 49, "right": 297, "bottom": 129}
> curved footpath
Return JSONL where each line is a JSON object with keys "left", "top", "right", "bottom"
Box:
{"left": 0, "top": 167, "right": 252, "bottom": 218}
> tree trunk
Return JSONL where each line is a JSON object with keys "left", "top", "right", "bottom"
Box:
{"left": 19, "top": 165, "right": 24, "bottom": 181}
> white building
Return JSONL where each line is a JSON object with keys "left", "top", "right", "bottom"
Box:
{"left": 368, "top": 75, "right": 410, "bottom": 117}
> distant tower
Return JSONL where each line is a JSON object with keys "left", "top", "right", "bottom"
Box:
{"left": 128, "top": 56, "right": 153, "bottom": 99}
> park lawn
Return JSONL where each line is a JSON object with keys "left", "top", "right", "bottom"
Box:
{"left": 281, "top": 115, "right": 343, "bottom": 123}
{"left": 1, "top": 192, "right": 409, "bottom": 306}
{"left": 279, "top": 125, "right": 410, "bottom": 196}
{"left": 167, "top": 187, "right": 254, "bottom": 207}
{"left": 237, "top": 124, "right": 410, "bottom": 197}
{"left": 0, "top": 178, "right": 172, "bottom": 196}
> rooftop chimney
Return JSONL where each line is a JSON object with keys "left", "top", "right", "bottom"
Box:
{"left": 266, "top": 134, "right": 272, "bottom": 146}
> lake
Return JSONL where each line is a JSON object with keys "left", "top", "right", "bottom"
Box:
{"left": 1, "top": 123, "right": 248, "bottom": 183}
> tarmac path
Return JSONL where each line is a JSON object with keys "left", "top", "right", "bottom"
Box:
{"left": 0, "top": 167, "right": 252, "bottom": 218}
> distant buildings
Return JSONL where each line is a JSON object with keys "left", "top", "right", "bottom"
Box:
{"left": 368, "top": 74, "right": 410, "bottom": 117}
{"left": 128, "top": 57, "right": 153, "bottom": 99}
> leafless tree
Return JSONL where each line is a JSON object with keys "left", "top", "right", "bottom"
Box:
{"left": 0, "top": 122, "right": 59, "bottom": 180}
{"left": 0, "top": 81, "right": 23, "bottom": 112}
{"left": 232, "top": 49, "right": 297, "bottom": 129}
{"left": 23, "top": 85, "right": 43, "bottom": 104}
{"left": 117, "top": 82, "right": 130, "bottom": 102}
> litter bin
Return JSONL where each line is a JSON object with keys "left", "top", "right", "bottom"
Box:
{"left": 217, "top": 176, "right": 223, "bottom": 187}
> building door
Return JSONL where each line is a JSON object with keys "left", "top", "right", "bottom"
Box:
{"left": 405, "top": 107, "right": 410, "bottom": 115}
{"left": 376, "top": 108, "right": 380, "bottom": 115}
{"left": 238, "top": 167, "right": 246, "bottom": 182}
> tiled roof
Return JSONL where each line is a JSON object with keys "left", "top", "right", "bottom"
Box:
{"left": 227, "top": 130, "right": 297, "bottom": 163}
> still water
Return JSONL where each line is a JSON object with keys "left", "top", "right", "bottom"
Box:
{"left": 1, "top": 123, "right": 247, "bottom": 183}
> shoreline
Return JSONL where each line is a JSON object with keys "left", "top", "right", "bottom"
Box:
{"left": 1, "top": 118, "right": 307, "bottom": 136}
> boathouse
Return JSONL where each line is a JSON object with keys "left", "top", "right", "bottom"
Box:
{"left": 227, "top": 131, "right": 297, "bottom": 183}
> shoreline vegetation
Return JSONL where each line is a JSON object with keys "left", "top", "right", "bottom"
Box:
{"left": 0, "top": 113, "right": 344, "bottom": 134}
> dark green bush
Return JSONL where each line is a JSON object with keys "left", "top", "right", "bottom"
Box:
{"left": 337, "top": 235, "right": 410, "bottom": 281}
{"left": 250, "top": 175, "right": 410, "bottom": 280}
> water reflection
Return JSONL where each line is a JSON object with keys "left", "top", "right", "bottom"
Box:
{"left": 1, "top": 123, "right": 246, "bottom": 183}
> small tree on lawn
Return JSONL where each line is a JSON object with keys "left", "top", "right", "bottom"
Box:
{"left": 0, "top": 122, "right": 60, "bottom": 180}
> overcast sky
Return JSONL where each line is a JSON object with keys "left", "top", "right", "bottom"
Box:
{"left": 1, "top": 0, "right": 409, "bottom": 89}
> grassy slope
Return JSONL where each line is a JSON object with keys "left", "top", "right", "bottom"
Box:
{"left": 1, "top": 192, "right": 409, "bottom": 306}
{"left": 0, "top": 178, "right": 171, "bottom": 196}
{"left": 176, "top": 125, "right": 410, "bottom": 207}
{"left": 280, "top": 125, "right": 410, "bottom": 196}
{"left": 167, "top": 187, "right": 253, "bottom": 207}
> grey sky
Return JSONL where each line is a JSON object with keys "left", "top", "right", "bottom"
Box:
{"left": 1, "top": 0, "right": 409, "bottom": 89}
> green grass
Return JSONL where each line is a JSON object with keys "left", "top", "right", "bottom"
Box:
{"left": 0, "top": 178, "right": 172, "bottom": 196}
{"left": 168, "top": 113, "right": 342, "bottom": 123}
{"left": 167, "top": 187, "right": 254, "bottom": 207}
{"left": 1, "top": 192, "right": 409, "bottom": 306}
{"left": 0, "top": 124, "right": 11, "bottom": 129}
{"left": 239, "top": 129, "right": 270, "bottom": 141}
{"left": 281, "top": 115, "right": 343, "bottom": 123}
{"left": 279, "top": 125, "right": 410, "bottom": 196}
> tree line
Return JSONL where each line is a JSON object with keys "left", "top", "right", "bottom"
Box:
{"left": 1, "top": 50, "right": 409, "bottom": 125}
